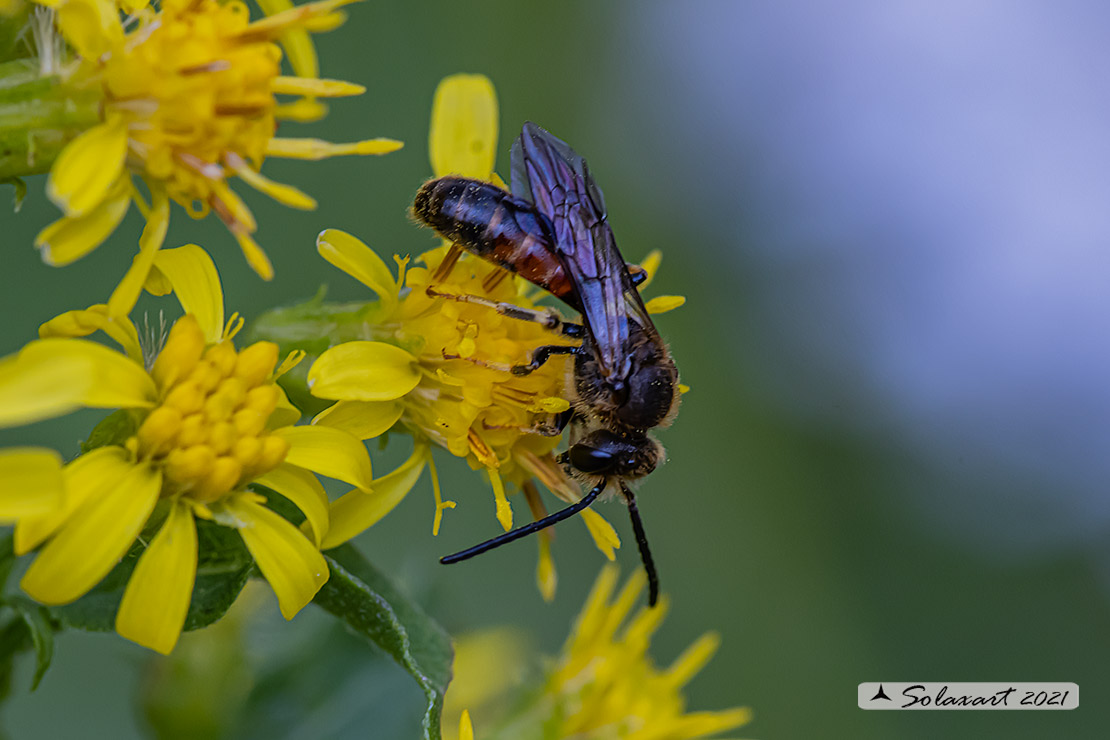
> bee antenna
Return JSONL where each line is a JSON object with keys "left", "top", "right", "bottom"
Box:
{"left": 440, "top": 480, "right": 607, "bottom": 564}
{"left": 619, "top": 479, "right": 660, "bottom": 607}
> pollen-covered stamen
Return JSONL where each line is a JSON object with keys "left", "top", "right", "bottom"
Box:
{"left": 490, "top": 384, "right": 540, "bottom": 407}
{"left": 134, "top": 315, "right": 290, "bottom": 501}
{"left": 466, "top": 428, "right": 498, "bottom": 468}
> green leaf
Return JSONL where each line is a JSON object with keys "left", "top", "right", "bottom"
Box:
{"left": 81, "top": 409, "right": 139, "bottom": 454}
{"left": 8, "top": 597, "right": 54, "bottom": 690}
{"left": 236, "top": 623, "right": 428, "bottom": 740}
{"left": 0, "top": 619, "right": 25, "bottom": 706}
{"left": 314, "top": 545, "right": 453, "bottom": 740}
{"left": 0, "top": 531, "right": 15, "bottom": 590}
{"left": 51, "top": 518, "right": 254, "bottom": 633}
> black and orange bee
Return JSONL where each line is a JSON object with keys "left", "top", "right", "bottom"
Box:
{"left": 413, "top": 123, "right": 679, "bottom": 605}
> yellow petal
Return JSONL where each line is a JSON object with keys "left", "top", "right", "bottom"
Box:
{"left": 664, "top": 632, "right": 721, "bottom": 689}
{"left": 271, "top": 76, "right": 365, "bottom": 97}
{"left": 241, "top": 0, "right": 359, "bottom": 40}
{"left": 536, "top": 532, "right": 557, "bottom": 602}
{"left": 599, "top": 569, "right": 645, "bottom": 639}
{"left": 0, "top": 448, "right": 64, "bottom": 522}
{"left": 39, "top": 305, "right": 139, "bottom": 353}
{"left": 312, "top": 399, "right": 403, "bottom": 440}
{"left": 234, "top": 231, "right": 274, "bottom": 281}
{"left": 266, "top": 137, "right": 403, "bottom": 159}
{"left": 571, "top": 564, "right": 620, "bottom": 647}
{"left": 144, "top": 266, "right": 173, "bottom": 296}
{"left": 672, "top": 711, "right": 755, "bottom": 737}
{"left": 643, "top": 294, "right": 686, "bottom": 314}
{"left": 622, "top": 595, "right": 668, "bottom": 650}
{"left": 21, "top": 462, "right": 161, "bottom": 605}
{"left": 268, "top": 384, "right": 303, "bottom": 429}
{"left": 459, "top": 710, "right": 474, "bottom": 740}
{"left": 580, "top": 508, "right": 621, "bottom": 560}
{"left": 51, "top": 0, "right": 124, "bottom": 59}
{"left": 0, "top": 348, "right": 88, "bottom": 427}
{"left": 15, "top": 446, "right": 133, "bottom": 555}
{"left": 316, "top": 229, "right": 399, "bottom": 309}
{"left": 489, "top": 467, "right": 511, "bottom": 531}
{"left": 272, "top": 425, "right": 373, "bottom": 490}
{"left": 307, "top": 341, "right": 420, "bottom": 401}
{"left": 36, "top": 180, "right": 130, "bottom": 265}
{"left": 302, "top": 9, "right": 347, "bottom": 32}
{"left": 46, "top": 120, "right": 128, "bottom": 217}
{"left": 322, "top": 443, "right": 427, "bottom": 548}
{"left": 211, "top": 179, "right": 258, "bottom": 233}
{"left": 428, "top": 454, "right": 454, "bottom": 537}
{"left": 0, "top": 339, "right": 155, "bottom": 428}
{"left": 149, "top": 245, "right": 225, "bottom": 343}
{"left": 23, "top": 338, "right": 156, "bottom": 408}
{"left": 273, "top": 98, "right": 329, "bottom": 123}
{"left": 108, "top": 188, "right": 170, "bottom": 317}
{"left": 223, "top": 495, "right": 328, "bottom": 619}
{"left": 253, "top": 463, "right": 329, "bottom": 547}
{"left": 430, "top": 74, "right": 498, "bottom": 178}
{"left": 234, "top": 165, "right": 317, "bottom": 210}
{"left": 115, "top": 500, "right": 197, "bottom": 654}
{"left": 636, "top": 249, "right": 662, "bottom": 291}
{"left": 39, "top": 304, "right": 143, "bottom": 363}
{"left": 254, "top": 0, "right": 318, "bottom": 77}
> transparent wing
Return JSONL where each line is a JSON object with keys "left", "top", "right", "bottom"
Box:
{"left": 512, "top": 122, "right": 650, "bottom": 380}
{"left": 511, "top": 122, "right": 607, "bottom": 216}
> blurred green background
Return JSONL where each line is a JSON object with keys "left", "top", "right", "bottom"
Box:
{"left": 3, "top": 1, "right": 1109, "bottom": 738}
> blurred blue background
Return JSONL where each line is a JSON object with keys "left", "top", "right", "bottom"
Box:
{"left": 3, "top": 1, "right": 1109, "bottom": 737}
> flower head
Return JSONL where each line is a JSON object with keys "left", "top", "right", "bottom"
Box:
{"left": 0, "top": 245, "right": 374, "bottom": 653}
{"left": 303, "top": 75, "right": 622, "bottom": 599}
{"left": 443, "top": 566, "right": 751, "bottom": 740}
{"left": 543, "top": 566, "right": 750, "bottom": 739}
{"left": 33, "top": 0, "right": 401, "bottom": 314}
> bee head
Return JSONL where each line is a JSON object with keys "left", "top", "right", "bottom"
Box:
{"left": 563, "top": 429, "right": 663, "bottom": 480}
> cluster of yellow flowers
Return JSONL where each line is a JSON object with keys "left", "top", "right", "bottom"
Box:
{"left": 0, "top": 3, "right": 747, "bottom": 738}
{"left": 1, "top": 0, "right": 392, "bottom": 656}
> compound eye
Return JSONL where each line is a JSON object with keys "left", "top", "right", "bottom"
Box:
{"left": 568, "top": 443, "right": 615, "bottom": 474}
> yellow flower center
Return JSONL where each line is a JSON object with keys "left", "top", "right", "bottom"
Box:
{"left": 133, "top": 315, "right": 289, "bottom": 501}
{"left": 101, "top": 0, "right": 285, "bottom": 221}
{"left": 395, "top": 248, "right": 572, "bottom": 474}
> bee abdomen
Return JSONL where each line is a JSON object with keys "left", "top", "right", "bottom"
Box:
{"left": 414, "top": 177, "right": 578, "bottom": 307}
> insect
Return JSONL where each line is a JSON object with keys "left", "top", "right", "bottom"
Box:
{"left": 413, "top": 122, "right": 679, "bottom": 606}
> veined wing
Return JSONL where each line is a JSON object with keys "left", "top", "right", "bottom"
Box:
{"left": 511, "top": 122, "right": 652, "bottom": 380}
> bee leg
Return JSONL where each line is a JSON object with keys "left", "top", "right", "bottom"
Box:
{"left": 425, "top": 286, "right": 584, "bottom": 338}
{"left": 431, "top": 244, "right": 465, "bottom": 283}
{"left": 441, "top": 349, "right": 514, "bottom": 373}
{"left": 511, "top": 344, "right": 585, "bottom": 376}
{"left": 530, "top": 408, "right": 574, "bottom": 436}
{"left": 481, "top": 265, "right": 511, "bottom": 293}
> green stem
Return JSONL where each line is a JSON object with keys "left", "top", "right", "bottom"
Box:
{"left": 0, "top": 58, "right": 101, "bottom": 179}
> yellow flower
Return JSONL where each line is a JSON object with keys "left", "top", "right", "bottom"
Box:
{"left": 304, "top": 75, "right": 623, "bottom": 601}
{"left": 33, "top": 0, "right": 401, "bottom": 314}
{"left": 543, "top": 566, "right": 751, "bottom": 739}
{"left": 0, "top": 245, "right": 374, "bottom": 654}
{"left": 443, "top": 566, "right": 751, "bottom": 740}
